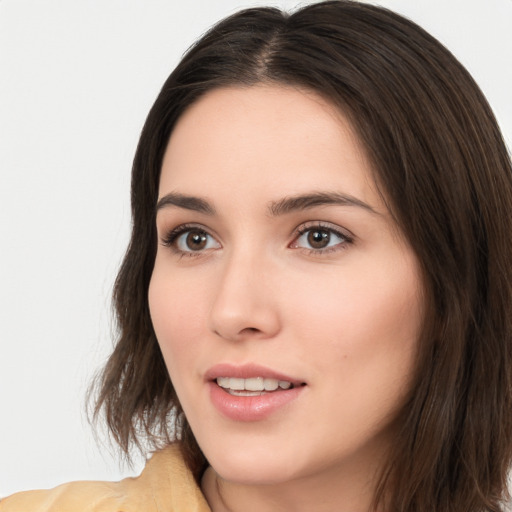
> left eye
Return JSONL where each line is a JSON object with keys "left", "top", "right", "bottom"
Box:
{"left": 173, "top": 228, "right": 220, "bottom": 252}
{"left": 292, "top": 226, "right": 348, "bottom": 251}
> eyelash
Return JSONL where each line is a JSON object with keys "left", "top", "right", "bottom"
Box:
{"left": 161, "top": 223, "right": 216, "bottom": 258}
{"left": 160, "top": 222, "right": 353, "bottom": 258}
{"left": 292, "top": 222, "right": 353, "bottom": 255}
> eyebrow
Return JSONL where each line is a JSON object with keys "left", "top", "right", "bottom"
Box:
{"left": 268, "top": 191, "right": 378, "bottom": 216}
{"left": 155, "top": 191, "right": 378, "bottom": 216}
{"left": 156, "top": 192, "right": 216, "bottom": 215}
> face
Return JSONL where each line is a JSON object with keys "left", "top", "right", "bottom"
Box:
{"left": 149, "top": 85, "right": 423, "bottom": 487}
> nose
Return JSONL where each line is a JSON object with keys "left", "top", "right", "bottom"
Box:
{"left": 208, "top": 250, "right": 281, "bottom": 342}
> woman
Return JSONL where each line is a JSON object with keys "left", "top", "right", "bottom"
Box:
{"left": 2, "top": 1, "right": 511, "bottom": 511}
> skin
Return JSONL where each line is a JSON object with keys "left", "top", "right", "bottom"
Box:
{"left": 148, "top": 85, "right": 423, "bottom": 512}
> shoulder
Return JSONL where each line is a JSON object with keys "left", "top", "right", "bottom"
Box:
{"left": 0, "top": 480, "right": 127, "bottom": 512}
{"left": 0, "top": 445, "right": 210, "bottom": 512}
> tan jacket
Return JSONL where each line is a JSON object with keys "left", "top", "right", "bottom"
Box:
{"left": 0, "top": 445, "right": 211, "bottom": 512}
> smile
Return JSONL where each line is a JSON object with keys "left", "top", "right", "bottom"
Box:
{"left": 216, "top": 376, "right": 293, "bottom": 396}
{"left": 206, "top": 364, "right": 306, "bottom": 421}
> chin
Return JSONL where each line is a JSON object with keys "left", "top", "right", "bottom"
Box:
{"left": 205, "top": 448, "right": 299, "bottom": 486}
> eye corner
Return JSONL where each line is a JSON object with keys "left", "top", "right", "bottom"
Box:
{"left": 290, "top": 221, "right": 354, "bottom": 255}
{"left": 159, "top": 223, "right": 221, "bottom": 257}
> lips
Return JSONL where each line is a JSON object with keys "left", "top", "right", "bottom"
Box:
{"left": 205, "top": 363, "right": 304, "bottom": 384}
{"left": 206, "top": 363, "right": 306, "bottom": 421}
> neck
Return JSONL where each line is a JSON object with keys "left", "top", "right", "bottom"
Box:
{"left": 201, "top": 454, "right": 385, "bottom": 512}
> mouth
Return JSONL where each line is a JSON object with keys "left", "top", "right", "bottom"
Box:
{"left": 215, "top": 376, "right": 299, "bottom": 396}
{"left": 206, "top": 364, "right": 306, "bottom": 421}
{"left": 206, "top": 363, "right": 306, "bottom": 395}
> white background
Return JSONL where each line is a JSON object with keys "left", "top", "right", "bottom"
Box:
{"left": 1, "top": 0, "right": 511, "bottom": 497}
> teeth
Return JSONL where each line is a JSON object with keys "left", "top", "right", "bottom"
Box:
{"left": 264, "top": 378, "right": 279, "bottom": 391}
{"left": 229, "top": 378, "right": 244, "bottom": 390}
{"left": 216, "top": 377, "right": 293, "bottom": 392}
{"left": 245, "top": 377, "right": 263, "bottom": 391}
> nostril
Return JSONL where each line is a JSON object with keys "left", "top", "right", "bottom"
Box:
{"left": 236, "top": 327, "right": 261, "bottom": 335}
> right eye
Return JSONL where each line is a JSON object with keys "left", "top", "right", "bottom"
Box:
{"left": 162, "top": 225, "right": 221, "bottom": 255}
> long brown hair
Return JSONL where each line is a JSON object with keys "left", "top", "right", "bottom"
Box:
{"left": 92, "top": 1, "right": 512, "bottom": 510}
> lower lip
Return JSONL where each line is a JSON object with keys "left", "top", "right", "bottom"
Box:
{"left": 208, "top": 382, "right": 304, "bottom": 422}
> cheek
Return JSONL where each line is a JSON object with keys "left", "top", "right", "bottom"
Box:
{"left": 284, "top": 264, "right": 421, "bottom": 349}
{"left": 148, "top": 267, "right": 207, "bottom": 375}
{"left": 280, "top": 252, "right": 422, "bottom": 400}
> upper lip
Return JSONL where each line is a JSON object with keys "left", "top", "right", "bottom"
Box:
{"left": 205, "top": 363, "right": 305, "bottom": 386}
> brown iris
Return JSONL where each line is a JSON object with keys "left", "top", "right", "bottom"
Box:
{"left": 185, "top": 230, "right": 208, "bottom": 251}
{"left": 307, "top": 229, "right": 330, "bottom": 249}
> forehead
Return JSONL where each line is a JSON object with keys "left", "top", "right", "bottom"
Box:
{"left": 159, "top": 85, "right": 380, "bottom": 211}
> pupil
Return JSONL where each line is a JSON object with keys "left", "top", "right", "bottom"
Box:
{"left": 186, "top": 231, "right": 207, "bottom": 250}
{"left": 308, "top": 230, "right": 330, "bottom": 249}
